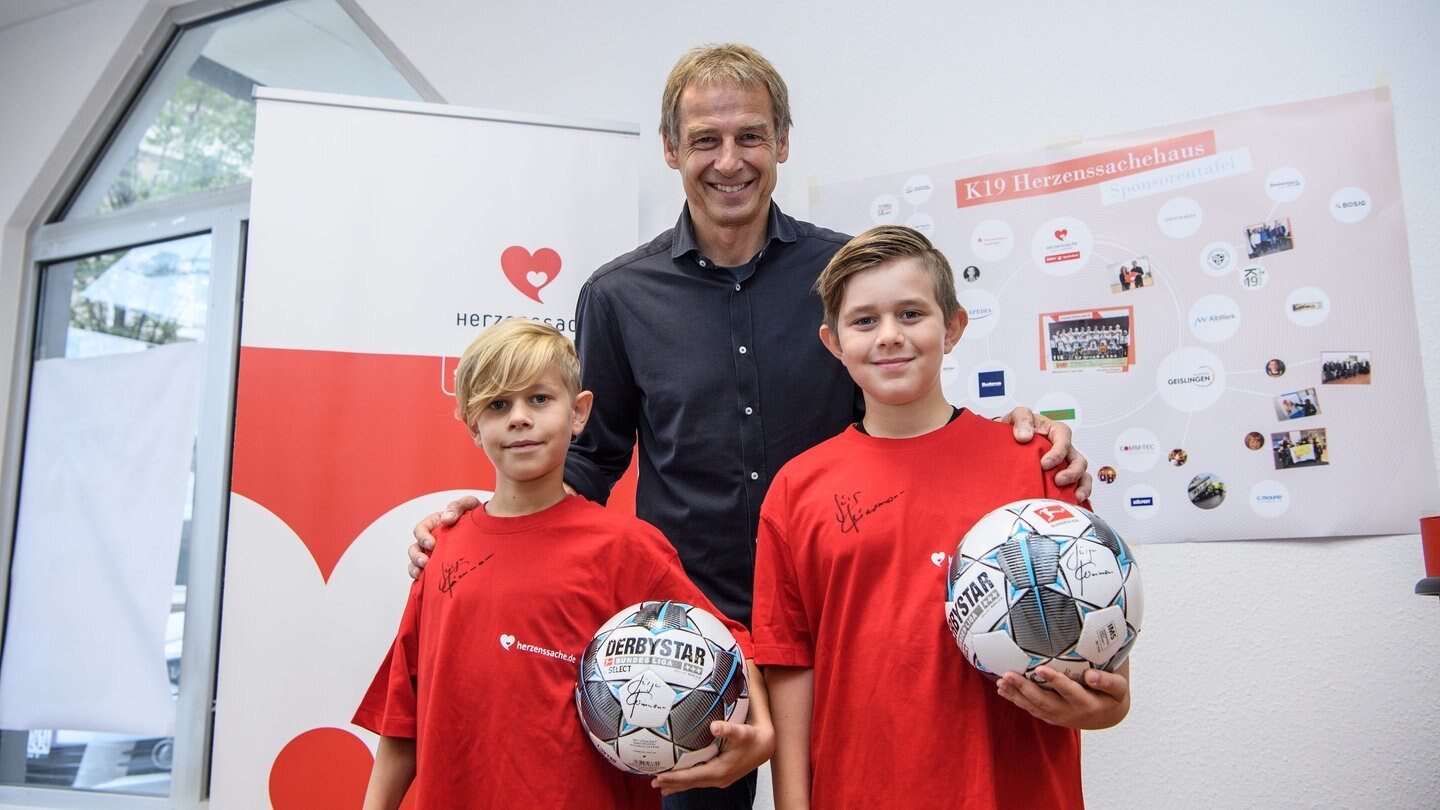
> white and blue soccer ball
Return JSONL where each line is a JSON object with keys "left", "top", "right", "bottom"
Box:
{"left": 576, "top": 601, "right": 749, "bottom": 774}
{"left": 945, "top": 499, "right": 1143, "bottom": 682}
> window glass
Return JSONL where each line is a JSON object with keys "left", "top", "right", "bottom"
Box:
{"left": 64, "top": 0, "right": 423, "bottom": 220}
{"left": 0, "top": 233, "right": 211, "bottom": 797}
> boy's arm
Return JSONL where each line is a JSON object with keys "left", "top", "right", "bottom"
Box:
{"left": 995, "top": 658, "right": 1131, "bottom": 730}
{"left": 765, "top": 665, "right": 815, "bottom": 810}
{"left": 651, "top": 659, "right": 775, "bottom": 795}
{"left": 362, "top": 735, "right": 416, "bottom": 810}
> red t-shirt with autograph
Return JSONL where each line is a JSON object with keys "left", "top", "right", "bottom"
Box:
{"left": 752, "top": 411, "right": 1086, "bottom": 809}
{"left": 354, "top": 495, "right": 749, "bottom": 809}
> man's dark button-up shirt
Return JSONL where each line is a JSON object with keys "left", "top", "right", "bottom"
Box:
{"left": 567, "top": 204, "right": 858, "bottom": 626}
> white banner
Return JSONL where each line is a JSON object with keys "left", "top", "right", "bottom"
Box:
{"left": 210, "top": 90, "right": 638, "bottom": 808}
{"left": 813, "top": 90, "right": 1438, "bottom": 543}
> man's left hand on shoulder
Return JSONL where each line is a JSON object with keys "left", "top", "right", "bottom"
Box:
{"left": 1000, "top": 407, "right": 1092, "bottom": 501}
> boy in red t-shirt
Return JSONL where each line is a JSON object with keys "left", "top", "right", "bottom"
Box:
{"left": 752, "top": 226, "right": 1131, "bottom": 809}
{"left": 355, "top": 319, "right": 773, "bottom": 809}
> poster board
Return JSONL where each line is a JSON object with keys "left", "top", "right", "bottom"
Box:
{"left": 813, "top": 90, "right": 1438, "bottom": 543}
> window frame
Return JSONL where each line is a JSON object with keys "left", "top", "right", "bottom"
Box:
{"left": 0, "top": 0, "right": 439, "bottom": 805}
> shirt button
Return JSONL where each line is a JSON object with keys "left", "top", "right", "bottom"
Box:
{"left": 738, "top": 346, "right": 747, "bottom": 354}
{"left": 750, "top": 472, "right": 760, "bottom": 480}
{"left": 744, "top": 406, "right": 754, "bottom": 415}
{"left": 699, "top": 259, "right": 708, "bottom": 268}
{"left": 734, "top": 283, "right": 741, "bottom": 291}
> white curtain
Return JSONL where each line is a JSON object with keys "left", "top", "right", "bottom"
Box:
{"left": 0, "top": 340, "right": 202, "bottom": 735}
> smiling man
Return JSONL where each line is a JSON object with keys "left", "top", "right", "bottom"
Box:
{"left": 413, "top": 43, "right": 1090, "bottom": 810}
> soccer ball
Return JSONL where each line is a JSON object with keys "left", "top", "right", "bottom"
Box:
{"left": 576, "top": 601, "right": 749, "bottom": 774}
{"left": 944, "top": 499, "right": 1142, "bottom": 682}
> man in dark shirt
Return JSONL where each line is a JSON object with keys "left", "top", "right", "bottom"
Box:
{"left": 410, "top": 43, "right": 1090, "bottom": 808}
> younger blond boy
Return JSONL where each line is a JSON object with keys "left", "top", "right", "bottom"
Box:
{"left": 752, "top": 226, "right": 1130, "bottom": 809}
{"left": 354, "top": 319, "right": 771, "bottom": 809}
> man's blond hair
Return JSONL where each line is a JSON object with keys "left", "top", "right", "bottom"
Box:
{"left": 660, "top": 43, "right": 792, "bottom": 146}
{"left": 454, "top": 319, "right": 581, "bottom": 434}
{"left": 813, "top": 226, "right": 961, "bottom": 332}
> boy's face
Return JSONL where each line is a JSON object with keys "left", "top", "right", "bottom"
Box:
{"left": 818, "top": 257, "right": 965, "bottom": 409}
{"left": 472, "top": 365, "right": 591, "bottom": 489}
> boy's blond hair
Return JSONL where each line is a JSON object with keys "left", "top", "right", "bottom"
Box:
{"left": 813, "top": 225, "right": 962, "bottom": 332}
{"left": 454, "top": 319, "right": 581, "bottom": 434}
{"left": 660, "top": 43, "right": 792, "bottom": 147}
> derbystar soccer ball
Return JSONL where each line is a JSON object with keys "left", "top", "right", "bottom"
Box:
{"left": 944, "top": 499, "right": 1143, "bottom": 682}
{"left": 576, "top": 601, "right": 749, "bottom": 774}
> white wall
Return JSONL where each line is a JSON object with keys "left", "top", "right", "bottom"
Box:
{"left": 2, "top": 1, "right": 1438, "bottom": 808}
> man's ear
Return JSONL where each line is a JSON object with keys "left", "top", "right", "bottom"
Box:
{"left": 662, "top": 133, "right": 681, "bottom": 170}
{"left": 776, "top": 127, "right": 790, "bottom": 164}
{"left": 571, "top": 390, "right": 594, "bottom": 436}
{"left": 819, "top": 323, "right": 844, "bottom": 361}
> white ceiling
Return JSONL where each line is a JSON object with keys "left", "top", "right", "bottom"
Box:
{"left": 0, "top": 0, "right": 98, "bottom": 32}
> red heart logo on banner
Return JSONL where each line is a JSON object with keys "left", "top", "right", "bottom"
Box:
{"left": 501, "top": 246, "right": 561, "bottom": 303}
{"left": 1054, "top": 229, "right": 1068, "bottom": 240}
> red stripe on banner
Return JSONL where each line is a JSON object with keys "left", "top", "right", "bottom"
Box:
{"left": 231, "top": 347, "right": 636, "bottom": 582}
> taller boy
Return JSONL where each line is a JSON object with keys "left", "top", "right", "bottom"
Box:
{"left": 413, "top": 43, "right": 1090, "bottom": 807}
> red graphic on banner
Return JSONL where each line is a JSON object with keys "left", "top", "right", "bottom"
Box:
{"left": 501, "top": 246, "right": 561, "bottom": 303}
{"left": 269, "top": 727, "right": 414, "bottom": 809}
{"left": 1054, "top": 228, "right": 1068, "bottom": 241}
{"left": 231, "top": 347, "right": 635, "bottom": 582}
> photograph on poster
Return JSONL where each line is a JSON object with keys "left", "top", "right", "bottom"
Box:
{"left": 1098, "top": 465, "right": 1117, "bottom": 483}
{"left": 1040, "top": 306, "right": 1133, "bottom": 372}
{"left": 1187, "top": 473, "right": 1226, "bottom": 509}
{"left": 1321, "top": 351, "right": 1371, "bottom": 384}
{"left": 1271, "top": 427, "right": 1329, "bottom": 469}
{"left": 962, "top": 265, "right": 980, "bottom": 282}
{"left": 1245, "top": 217, "right": 1294, "bottom": 258}
{"left": 1265, "top": 357, "right": 1286, "bottom": 377}
{"left": 1168, "top": 448, "right": 1188, "bottom": 466}
{"left": 1245, "top": 431, "right": 1265, "bottom": 450}
{"left": 1109, "top": 256, "right": 1154, "bottom": 293}
{"left": 1273, "top": 388, "right": 1320, "bottom": 421}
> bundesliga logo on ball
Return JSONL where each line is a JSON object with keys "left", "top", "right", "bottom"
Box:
{"left": 945, "top": 499, "right": 1143, "bottom": 682}
{"left": 576, "top": 601, "right": 748, "bottom": 774}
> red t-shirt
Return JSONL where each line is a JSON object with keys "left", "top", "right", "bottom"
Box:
{"left": 753, "top": 412, "right": 1085, "bottom": 809}
{"left": 354, "top": 495, "right": 750, "bottom": 809}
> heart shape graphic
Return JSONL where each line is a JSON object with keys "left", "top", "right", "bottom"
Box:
{"left": 501, "top": 246, "right": 561, "bottom": 304}
{"left": 1054, "top": 228, "right": 1068, "bottom": 241}
{"left": 930, "top": 552, "right": 946, "bottom": 567}
{"left": 500, "top": 634, "right": 516, "bottom": 650}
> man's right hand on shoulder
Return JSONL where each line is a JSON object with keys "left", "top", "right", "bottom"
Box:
{"left": 408, "top": 495, "right": 481, "bottom": 579}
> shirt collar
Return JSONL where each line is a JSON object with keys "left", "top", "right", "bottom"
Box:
{"left": 670, "top": 202, "right": 798, "bottom": 262}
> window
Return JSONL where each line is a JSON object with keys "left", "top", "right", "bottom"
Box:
{"left": 0, "top": 1, "right": 435, "bottom": 805}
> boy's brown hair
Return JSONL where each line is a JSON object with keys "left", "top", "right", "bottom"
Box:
{"left": 813, "top": 225, "right": 962, "bottom": 331}
{"left": 454, "top": 318, "right": 581, "bottom": 435}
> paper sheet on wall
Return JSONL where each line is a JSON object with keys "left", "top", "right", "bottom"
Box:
{"left": 812, "top": 90, "right": 1439, "bottom": 542}
{"left": 0, "top": 341, "right": 201, "bottom": 735}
